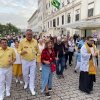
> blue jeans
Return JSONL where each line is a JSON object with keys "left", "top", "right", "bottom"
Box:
{"left": 41, "top": 64, "right": 53, "bottom": 92}
{"left": 56, "top": 56, "right": 65, "bottom": 75}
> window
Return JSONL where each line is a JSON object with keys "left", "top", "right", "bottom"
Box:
{"left": 53, "top": 19, "right": 56, "bottom": 27}
{"left": 48, "top": 22, "right": 49, "bottom": 28}
{"left": 67, "top": 13, "right": 71, "bottom": 23}
{"left": 62, "top": 15, "right": 64, "bottom": 25}
{"left": 88, "top": 2, "right": 94, "bottom": 17}
{"left": 49, "top": 2, "right": 50, "bottom": 7}
{"left": 62, "top": 2, "right": 64, "bottom": 7}
{"left": 88, "top": 8, "right": 94, "bottom": 17}
{"left": 57, "top": 17, "right": 59, "bottom": 26}
{"left": 50, "top": 21, "right": 52, "bottom": 27}
{"left": 46, "top": 4, "right": 48, "bottom": 9}
{"left": 67, "top": 0, "right": 70, "bottom": 4}
{"left": 75, "top": 9, "right": 80, "bottom": 21}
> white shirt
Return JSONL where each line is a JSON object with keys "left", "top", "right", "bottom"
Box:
{"left": 68, "top": 40, "right": 75, "bottom": 52}
{"left": 10, "top": 43, "right": 15, "bottom": 48}
{"left": 80, "top": 45, "right": 92, "bottom": 72}
{"left": 13, "top": 48, "right": 22, "bottom": 64}
{"left": 38, "top": 43, "right": 45, "bottom": 52}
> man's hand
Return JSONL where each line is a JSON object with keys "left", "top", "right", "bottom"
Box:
{"left": 8, "top": 60, "right": 13, "bottom": 65}
{"left": 93, "top": 52, "right": 98, "bottom": 57}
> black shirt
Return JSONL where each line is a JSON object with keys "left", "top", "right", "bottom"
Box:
{"left": 54, "top": 43, "right": 65, "bottom": 58}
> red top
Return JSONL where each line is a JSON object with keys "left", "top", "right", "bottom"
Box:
{"left": 41, "top": 48, "right": 55, "bottom": 64}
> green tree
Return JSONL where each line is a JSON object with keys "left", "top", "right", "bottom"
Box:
{"left": 0, "top": 23, "right": 22, "bottom": 37}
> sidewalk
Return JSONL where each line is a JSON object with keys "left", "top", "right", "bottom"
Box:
{"left": 5, "top": 63, "right": 100, "bottom": 100}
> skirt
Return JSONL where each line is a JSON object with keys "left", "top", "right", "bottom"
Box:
{"left": 37, "top": 54, "right": 41, "bottom": 63}
{"left": 13, "top": 64, "right": 22, "bottom": 76}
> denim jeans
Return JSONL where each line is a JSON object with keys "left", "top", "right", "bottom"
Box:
{"left": 41, "top": 64, "right": 53, "bottom": 92}
{"left": 56, "top": 56, "right": 65, "bottom": 75}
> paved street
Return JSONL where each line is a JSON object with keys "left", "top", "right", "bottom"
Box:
{"left": 5, "top": 46, "right": 100, "bottom": 100}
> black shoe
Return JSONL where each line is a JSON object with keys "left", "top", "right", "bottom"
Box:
{"left": 74, "top": 70, "right": 77, "bottom": 73}
{"left": 86, "top": 91, "right": 91, "bottom": 94}
{"left": 69, "top": 64, "right": 72, "bottom": 66}
{"left": 49, "top": 88, "right": 52, "bottom": 92}
{"left": 65, "top": 67, "right": 67, "bottom": 70}
{"left": 65, "top": 65, "right": 67, "bottom": 69}
{"left": 45, "top": 92, "right": 51, "bottom": 99}
{"left": 57, "top": 75, "right": 61, "bottom": 79}
{"left": 61, "top": 74, "right": 64, "bottom": 78}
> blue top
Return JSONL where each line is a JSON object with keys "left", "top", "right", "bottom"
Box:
{"left": 78, "top": 40, "right": 85, "bottom": 48}
{"left": 76, "top": 52, "right": 81, "bottom": 62}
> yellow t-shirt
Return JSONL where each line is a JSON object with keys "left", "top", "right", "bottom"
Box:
{"left": 18, "top": 38, "right": 39, "bottom": 61}
{"left": 0, "top": 47, "right": 16, "bottom": 68}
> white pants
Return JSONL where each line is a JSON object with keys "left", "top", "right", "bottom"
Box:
{"left": 22, "top": 59, "right": 36, "bottom": 91}
{"left": 75, "top": 61, "right": 81, "bottom": 71}
{"left": 0, "top": 67, "right": 12, "bottom": 100}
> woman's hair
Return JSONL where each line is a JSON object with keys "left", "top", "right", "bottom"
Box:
{"left": 45, "top": 39, "right": 53, "bottom": 49}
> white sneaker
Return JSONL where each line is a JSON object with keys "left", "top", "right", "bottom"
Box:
{"left": 30, "top": 90, "right": 36, "bottom": 96}
{"left": 6, "top": 91, "right": 10, "bottom": 97}
{"left": 39, "top": 67, "right": 42, "bottom": 71}
{"left": 15, "top": 79, "right": 18, "bottom": 83}
{"left": 24, "top": 84, "right": 28, "bottom": 89}
{"left": 20, "top": 81, "right": 23, "bottom": 84}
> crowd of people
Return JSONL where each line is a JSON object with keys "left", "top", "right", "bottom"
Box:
{"left": 0, "top": 29, "right": 99, "bottom": 100}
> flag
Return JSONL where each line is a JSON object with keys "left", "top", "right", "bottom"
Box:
{"left": 51, "top": 0, "right": 60, "bottom": 9}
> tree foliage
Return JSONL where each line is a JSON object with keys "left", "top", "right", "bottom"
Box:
{"left": 0, "top": 23, "right": 21, "bottom": 37}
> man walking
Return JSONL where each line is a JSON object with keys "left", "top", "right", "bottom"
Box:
{"left": 79, "top": 36, "right": 97, "bottom": 94}
{"left": 54, "top": 37, "right": 65, "bottom": 78}
{"left": 0, "top": 39, "right": 16, "bottom": 100}
{"left": 18, "top": 29, "right": 39, "bottom": 95}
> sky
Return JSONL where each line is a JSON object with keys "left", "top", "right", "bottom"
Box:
{"left": 0, "top": 0, "right": 38, "bottom": 29}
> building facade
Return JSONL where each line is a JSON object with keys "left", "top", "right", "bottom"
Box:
{"left": 28, "top": 0, "right": 100, "bottom": 38}
{"left": 28, "top": 0, "right": 44, "bottom": 34}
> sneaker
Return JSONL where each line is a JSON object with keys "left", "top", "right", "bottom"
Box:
{"left": 74, "top": 70, "right": 77, "bottom": 73}
{"left": 15, "top": 79, "right": 18, "bottom": 83}
{"left": 39, "top": 67, "right": 42, "bottom": 71}
{"left": 30, "top": 90, "right": 36, "bottom": 96}
{"left": 6, "top": 91, "right": 10, "bottom": 97}
{"left": 49, "top": 88, "right": 52, "bottom": 92}
{"left": 24, "top": 84, "right": 28, "bottom": 89}
{"left": 65, "top": 67, "right": 67, "bottom": 70}
{"left": 85, "top": 91, "right": 91, "bottom": 94}
{"left": 69, "top": 64, "right": 72, "bottom": 66}
{"left": 45, "top": 92, "right": 51, "bottom": 99}
{"left": 20, "top": 81, "right": 23, "bottom": 84}
{"left": 57, "top": 75, "right": 61, "bottom": 79}
{"left": 61, "top": 74, "right": 64, "bottom": 78}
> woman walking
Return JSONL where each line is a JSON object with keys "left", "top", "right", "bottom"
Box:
{"left": 41, "top": 40, "right": 55, "bottom": 98}
{"left": 13, "top": 41, "right": 23, "bottom": 84}
{"left": 68, "top": 37, "right": 75, "bottom": 66}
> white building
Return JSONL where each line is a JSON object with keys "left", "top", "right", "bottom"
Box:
{"left": 28, "top": 0, "right": 100, "bottom": 38}
{"left": 28, "top": 10, "right": 39, "bottom": 34}
{"left": 28, "top": 0, "right": 45, "bottom": 35}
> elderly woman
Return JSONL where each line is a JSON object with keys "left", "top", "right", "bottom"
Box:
{"left": 41, "top": 40, "right": 55, "bottom": 98}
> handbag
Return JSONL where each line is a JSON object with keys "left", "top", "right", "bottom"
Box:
{"left": 51, "top": 63, "right": 56, "bottom": 73}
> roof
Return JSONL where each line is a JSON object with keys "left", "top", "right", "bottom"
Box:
{"left": 28, "top": 10, "right": 38, "bottom": 22}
